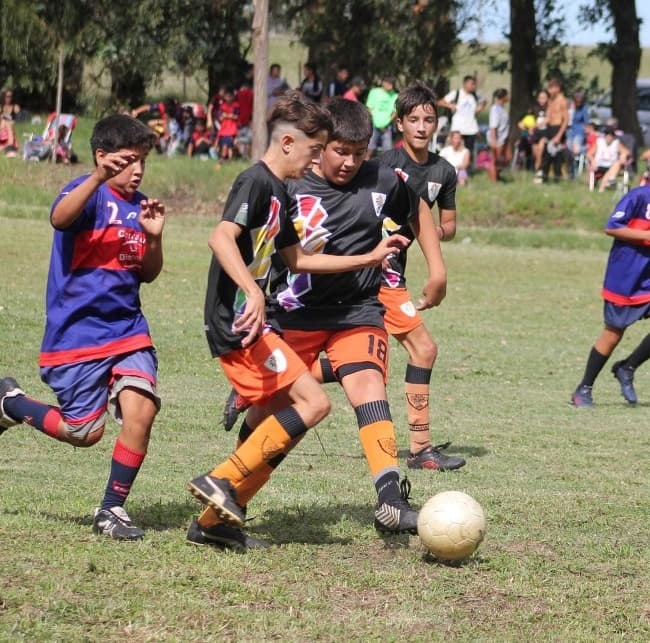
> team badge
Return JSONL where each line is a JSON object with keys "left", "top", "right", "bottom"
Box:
{"left": 378, "top": 438, "right": 398, "bottom": 458}
{"left": 264, "top": 348, "right": 288, "bottom": 373}
{"left": 400, "top": 301, "right": 416, "bottom": 317}
{"left": 428, "top": 182, "right": 442, "bottom": 201}
{"left": 262, "top": 435, "right": 284, "bottom": 460}
{"left": 371, "top": 192, "right": 387, "bottom": 217}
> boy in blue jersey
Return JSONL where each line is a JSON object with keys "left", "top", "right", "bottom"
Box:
{"left": 571, "top": 184, "right": 650, "bottom": 407}
{"left": 0, "top": 114, "right": 165, "bottom": 539}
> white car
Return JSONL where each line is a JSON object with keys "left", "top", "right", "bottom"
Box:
{"left": 589, "top": 79, "right": 650, "bottom": 147}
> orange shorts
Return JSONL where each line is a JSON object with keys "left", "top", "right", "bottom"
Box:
{"left": 219, "top": 331, "right": 308, "bottom": 406}
{"left": 282, "top": 326, "right": 390, "bottom": 382}
{"left": 378, "top": 285, "right": 423, "bottom": 336}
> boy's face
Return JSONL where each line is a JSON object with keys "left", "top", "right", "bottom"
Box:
{"left": 397, "top": 104, "right": 437, "bottom": 152}
{"left": 102, "top": 146, "right": 149, "bottom": 197}
{"left": 319, "top": 139, "right": 367, "bottom": 185}
{"left": 285, "top": 129, "right": 328, "bottom": 179}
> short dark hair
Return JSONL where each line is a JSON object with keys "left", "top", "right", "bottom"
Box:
{"left": 493, "top": 88, "right": 508, "bottom": 101}
{"left": 463, "top": 75, "right": 476, "bottom": 84}
{"left": 326, "top": 97, "right": 373, "bottom": 143}
{"left": 269, "top": 90, "right": 332, "bottom": 139}
{"left": 396, "top": 82, "right": 438, "bottom": 120}
{"left": 90, "top": 115, "right": 157, "bottom": 155}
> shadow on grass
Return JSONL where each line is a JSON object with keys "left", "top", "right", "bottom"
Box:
{"left": 397, "top": 444, "right": 489, "bottom": 459}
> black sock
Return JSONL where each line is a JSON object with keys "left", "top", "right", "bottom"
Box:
{"left": 581, "top": 347, "right": 609, "bottom": 387}
{"left": 375, "top": 470, "right": 400, "bottom": 504}
{"left": 624, "top": 333, "right": 650, "bottom": 370}
{"left": 319, "top": 358, "right": 338, "bottom": 384}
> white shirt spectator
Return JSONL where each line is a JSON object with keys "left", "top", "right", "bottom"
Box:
{"left": 593, "top": 136, "right": 620, "bottom": 168}
{"left": 444, "top": 88, "right": 483, "bottom": 136}
{"left": 488, "top": 103, "right": 509, "bottom": 146}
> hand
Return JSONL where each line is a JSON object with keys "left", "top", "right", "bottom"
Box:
{"left": 139, "top": 198, "right": 165, "bottom": 236}
{"left": 417, "top": 277, "right": 446, "bottom": 310}
{"left": 367, "top": 234, "right": 410, "bottom": 267}
{"left": 93, "top": 150, "right": 138, "bottom": 183}
{"left": 233, "top": 288, "right": 266, "bottom": 348}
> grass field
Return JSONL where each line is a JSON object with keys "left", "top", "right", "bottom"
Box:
{"left": 0, "top": 148, "right": 649, "bottom": 640}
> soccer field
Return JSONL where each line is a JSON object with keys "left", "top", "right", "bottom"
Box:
{"left": 0, "top": 210, "right": 648, "bottom": 640}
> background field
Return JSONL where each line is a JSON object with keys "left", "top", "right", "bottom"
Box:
{"left": 0, "top": 146, "right": 649, "bottom": 641}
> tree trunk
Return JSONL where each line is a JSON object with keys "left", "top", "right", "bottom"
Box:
{"left": 252, "top": 0, "right": 269, "bottom": 161}
{"left": 508, "top": 0, "right": 540, "bottom": 145}
{"left": 607, "top": 0, "right": 642, "bottom": 146}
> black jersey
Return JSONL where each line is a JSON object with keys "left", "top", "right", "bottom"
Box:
{"left": 380, "top": 147, "right": 457, "bottom": 288}
{"left": 204, "top": 162, "right": 299, "bottom": 356}
{"left": 270, "top": 161, "right": 419, "bottom": 330}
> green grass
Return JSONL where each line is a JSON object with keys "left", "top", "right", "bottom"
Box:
{"left": 0, "top": 157, "right": 649, "bottom": 640}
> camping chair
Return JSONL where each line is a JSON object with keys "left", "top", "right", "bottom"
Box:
{"left": 23, "top": 112, "right": 77, "bottom": 162}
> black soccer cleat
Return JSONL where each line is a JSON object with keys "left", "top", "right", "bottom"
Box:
{"left": 186, "top": 518, "right": 270, "bottom": 551}
{"left": 407, "top": 442, "right": 466, "bottom": 471}
{"left": 611, "top": 361, "right": 637, "bottom": 405}
{"left": 92, "top": 506, "right": 145, "bottom": 540}
{"left": 0, "top": 376, "right": 25, "bottom": 434}
{"left": 374, "top": 477, "right": 418, "bottom": 535}
{"left": 187, "top": 474, "right": 245, "bottom": 528}
{"left": 221, "top": 388, "right": 250, "bottom": 431}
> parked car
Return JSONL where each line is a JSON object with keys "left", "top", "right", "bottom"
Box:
{"left": 589, "top": 79, "right": 650, "bottom": 147}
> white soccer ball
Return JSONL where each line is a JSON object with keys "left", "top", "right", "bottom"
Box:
{"left": 417, "top": 491, "right": 486, "bottom": 562}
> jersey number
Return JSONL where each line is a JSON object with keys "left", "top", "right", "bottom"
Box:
{"left": 367, "top": 334, "right": 388, "bottom": 364}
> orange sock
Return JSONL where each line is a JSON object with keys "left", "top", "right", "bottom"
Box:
{"left": 358, "top": 420, "right": 399, "bottom": 477}
{"left": 405, "top": 381, "right": 431, "bottom": 452}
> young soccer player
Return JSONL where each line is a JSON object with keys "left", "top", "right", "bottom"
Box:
{"left": 308, "top": 84, "right": 465, "bottom": 471}
{"left": 0, "top": 115, "right": 164, "bottom": 540}
{"left": 571, "top": 184, "right": 650, "bottom": 407}
{"left": 231, "top": 97, "right": 446, "bottom": 539}
{"left": 186, "top": 92, "right": 408, "bottom": 550}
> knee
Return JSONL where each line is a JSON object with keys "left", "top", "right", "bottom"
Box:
{"left": 409, "top": 337, "right": 438, "bottom": 367}
{"left": 310, "top": 390, "right": 331, "bottom": 425}
{"left": 65, "top": 425, "right": 105, "bottom": 447}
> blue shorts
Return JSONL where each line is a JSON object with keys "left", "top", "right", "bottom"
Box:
{"left": 603, "top": 301, "right": 650, "bottom": 330}
{"left": 40, "top": 349, "right": 160, "bottom": 438}
{"left": 218, "top": 136, "right": 235, "bottom": 149}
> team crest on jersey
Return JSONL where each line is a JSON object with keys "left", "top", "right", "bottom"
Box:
{"left": 264, "top": 348, "right": 288, "bottom": 373}
{"left": 371, "top": 192, "right": 387, "bottom": 217}
{"left": 428, "top": 182, "right": 442, "bottom": 202}
{"left": 394, "top": 167, "right": 409, "bottom": 183}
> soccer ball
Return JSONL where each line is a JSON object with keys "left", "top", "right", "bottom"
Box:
{"left": 417, "top": 491, "right": 486, "bottom": 562}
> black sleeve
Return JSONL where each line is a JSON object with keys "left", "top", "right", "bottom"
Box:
{"left": 386, "top": 171, "right": 420, "bottom": 226}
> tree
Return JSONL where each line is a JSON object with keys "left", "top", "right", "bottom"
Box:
{"left": 580, "top": 0, "right": 642, "bottom": 144}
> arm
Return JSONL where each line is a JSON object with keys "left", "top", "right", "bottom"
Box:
{"left": 139, "top": 198, "right": 165, "bottom": 282}
{"left": 438, "top": 208, "right": 457, "bottom": 241}
{"left": 50, "top": 150, "right": 138, "bottom": 229}
{"left": 409, "top": 198, "right": 447, "bottom": 309}
{"left": 606, "top": 226, "right": 650, "bottom": 245}
{"left": 278, "top": 234, "right": 409, "bottom": 274}
{"left": 209, "top": 221, "right": 267, "bottom": 347}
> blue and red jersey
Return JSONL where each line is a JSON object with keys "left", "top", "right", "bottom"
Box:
{"left": 602, "top": 185, "right": 650, "bottom": 306}
{"left": 39, "top": 176, "right": 153, "bottom": 367}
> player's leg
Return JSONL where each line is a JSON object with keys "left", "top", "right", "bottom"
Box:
{"left": 610, "top": 309, "right": 650, "bottom": 404}
{"left": 92, "top": 349, "right": 161, "bottom": 540}
{"left": 379, "top": 285, "right": 465, "bottom": 471}
{"left": 327, "top": 326, "right": 418, "bottom": 534}
{"left": 188, "top": 332, "right": 328, "bottom": 539}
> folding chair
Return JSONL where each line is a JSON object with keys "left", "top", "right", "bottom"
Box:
{"left": 23, "top": 112, "right": 77, "bottom": 162}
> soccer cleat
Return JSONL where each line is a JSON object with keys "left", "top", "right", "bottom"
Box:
{"left": 570, "top": 384, "right": 594, "bottom": 408}
{"left": 187, "top": 474, "right": 245, "bottom": 528}
{"left": 92, "top": 506, "right": 145, "bottom": 540}
{"left": 611, "top": 361, "right": 637, "bottom": 404}
{"left": 0, "top": 376, "right": 25, "bottom": 433}
{"left": 186, "top": 518, "right": 270, "bottom": 551}
{"left": 222, "top": 388, "right": 250, "bottom": 431}
{"left": 374, "top": 477, "right": 418, "bottom": 535}
{"left": 407, "top": 442, "right": 466, "bottom": 471}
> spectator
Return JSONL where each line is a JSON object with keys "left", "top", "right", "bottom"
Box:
{"left": 1, "top": 88, "right": 20, "bottom": 120}
{"left": 267, "top": 63, "right": 290, "bottom": 113}
{"left": 54, "top": 124, "right": 72, "bottom": 164}
{"left": 487, "top": 88, "right": 511, "bottom": 182}
{"left": 438, "top": 75, "right": 487, "bottom": 161}
{"left": 0, "top": 114, "right": 18, "bottom": 157}
{"left": 216, "top": 88, "right": 239, "bottom": 161}
{"left": 365, "top": 75, "right": 398, "bottom": 157}
{"left": 516, "top": 105, "right": 538, "bottom": 170}
{"left": 342, "top": 76, "right": 366, "bottom": 102}
{"left": 538, "top": 78, "right": 569, "bottom": 184}
{"left": 235, "top": 71, "right": 254, "bottom": 160}
{"left": 327, "top": 66, "right": 349, "bottom": 99}
{"left": 530, "top": 89, "right": 550, "bottom": 177}
{"left": 439, "top": 130, "right": 471, "bottom": 185}
{"left": 207, "top": 84, "right": 226, "bottom": 134}
{"left": 567, "top": 88, "right": 590, "bottom": 179}
{"left": 587, "top": 125, "right": 629, "bottom": 192}
{"left": 186, "top": 119, "right": 216, "bottom": 159}
{"left": 299, "top": 63, "right": 323, "bottom": 103}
